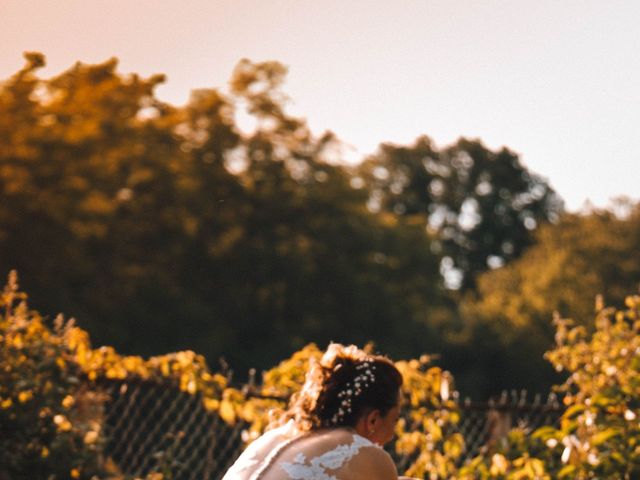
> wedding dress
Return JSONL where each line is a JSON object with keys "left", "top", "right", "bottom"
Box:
{"left": 222, "top": 421, "right": 391, "bottom": 480}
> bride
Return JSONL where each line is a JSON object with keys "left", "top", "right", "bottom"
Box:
{"left": 222, "top": 343, "right": 417, "bottom": 480}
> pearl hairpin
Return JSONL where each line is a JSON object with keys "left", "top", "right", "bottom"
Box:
{"left": 330, "top": 362, "right": 377, "bottom": 425}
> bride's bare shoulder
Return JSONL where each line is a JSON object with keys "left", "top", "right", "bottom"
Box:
{"left": 344, "top": 435, "right": 397, "bottom": 480}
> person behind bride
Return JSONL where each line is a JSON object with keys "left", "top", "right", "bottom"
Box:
{"left": 222, "top": 343, "right": 418, "bottom": 480}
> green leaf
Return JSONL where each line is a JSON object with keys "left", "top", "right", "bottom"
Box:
{"left": 558, "top": 465, "right": 576, "bottom": 478}
{"left": 532, "top": 425, "right": 560, "bottom": 440}
{"left": 563, "top": 404, "right": 586, "bottom": 419}
{"left": 591, "top": 428, "right": 621, "bottom": 446}
{"left": 591, "top": 394, "right": 614, "bottom": 407}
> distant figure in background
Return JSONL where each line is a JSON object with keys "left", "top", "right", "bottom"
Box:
{"left": 222, "top": 343, "right": 417, "bottom": 480}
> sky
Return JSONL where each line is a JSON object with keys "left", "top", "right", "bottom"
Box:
{"left": 1, "top": 0, "right": 639, "bottom": 211}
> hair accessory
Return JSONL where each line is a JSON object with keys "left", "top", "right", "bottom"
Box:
{"left": 330, "top": 361, "right": 377, "bottom": 425}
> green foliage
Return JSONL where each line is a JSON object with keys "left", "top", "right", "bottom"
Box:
{"left": 359, "top": 136, "right": 563, "bottom": 291}
{"left": 461, "top": 204, "right": 640, "bottom": 395}
{"left": 458, "top": 294, "right": 640, "bottom": 479}
{"left": 394, "top": 357, "right": 463, "bottom": 479}
{"left": 543, "top": 295, "right": 640, "bottom": 478}
{"left": 0, "top": 270, "right": 461, "bottom": 478}
{"left": 0, "top": 53, "right": 447, "bottom": 377}
{"left": 6, "top": 51, "right": 640, "bottom": 406}
{"left": 219, "top": 343, "right": 324, "bottom": 440}
{"left": 0, "top": 272, "right": 229, "bottom": 479}
{"left": 2, "top": 270, "right": 640, "bottom": 478}
{"left": 3, "top": 51, "right": 640, "bottom": 477}
{"left": 0, "top": 271, "right": 105, "bottom": 479}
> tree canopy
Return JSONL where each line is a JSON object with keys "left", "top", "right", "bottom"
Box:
{"left": 358, "top": 136, "right": 563, "bottom": 290}
{"left": 0, "top": 54, "right": 447, "bottom": 375}
{"left": 459, "top": 201, "right": 640, "bottom": 395}
{"left": 6, "top": 53, "right": 635, "bottom": 400}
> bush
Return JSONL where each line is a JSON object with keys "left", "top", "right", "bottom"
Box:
{"left": 459, "top": 294, "right": 640, "bottom": 479}
{"left": 543, "top": 295, "right": 640, "bottom": 478}
{"left": 0, "top": 271, "right": 229, "bottom": 479}
{"left": 3, "top": 267, "right": 639, "bottom": 479}
{"left": 0, "top": 271, "right": 105, "bottom": 479}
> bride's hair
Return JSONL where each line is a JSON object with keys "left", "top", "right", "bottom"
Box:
{"left": 276, "top": 343, "right": 402, "bottom": 432}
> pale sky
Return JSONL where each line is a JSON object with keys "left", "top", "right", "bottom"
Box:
{"left": 1, "top": 0, "right": 639, "bottom": 211}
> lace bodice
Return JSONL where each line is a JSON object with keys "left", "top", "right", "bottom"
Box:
{"left": 222, "top": 422, "right": 387, "bottom": 480}
{"left": 279, "top": 434, "right": 372, "bottom": 479}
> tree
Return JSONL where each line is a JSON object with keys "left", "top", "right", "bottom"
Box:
{"left": 0, "top": 54, "right": 448, "bottom": 376}
{"left": 0, "top": 52, "right": 243, "bottom": 356}
{"left": 359, "top": 136, "right": 564, "bottom": 290}
{"left": 203, "top": 59, "right": 447, "bottom": 370}
{"left": 459, "top": 201, "right": 640, "bottom": 395}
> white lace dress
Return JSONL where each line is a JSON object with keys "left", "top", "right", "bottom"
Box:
{"left": 222, "top": 422, "right": 393, "bottom": 480}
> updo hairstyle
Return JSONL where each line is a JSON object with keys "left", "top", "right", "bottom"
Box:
{"left": 279, "top": 343, "right": 402, "bottom": 432}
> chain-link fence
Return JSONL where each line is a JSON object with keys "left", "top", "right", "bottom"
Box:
{"left": 98, "top": 379, "right": 247, "bottom": 479}
{"left": 455, "top": 390, "right": 562, "bottom": 459}
{"left": 97, "top": 379, "right": 562, "bottom": 479}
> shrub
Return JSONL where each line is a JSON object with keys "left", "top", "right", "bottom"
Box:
{"left": 459, "top": 294, "right": 640, "bottom": 479}
{"left": 0, "top": 271, "right": 105, "bottom": 479}
{"left": 543, "top": 295, "right": 640, "bottom": 478}
{"left": 0, "top": 271, "right": 228, "bottom": 479}
{"left": 3, "top": 266, "right": 638, "bottom": 479}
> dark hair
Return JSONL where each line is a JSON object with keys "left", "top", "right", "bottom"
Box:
{"left": 279, "top": 344, "right": 402, "bottom": 432}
